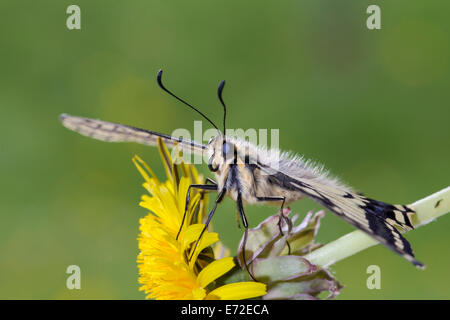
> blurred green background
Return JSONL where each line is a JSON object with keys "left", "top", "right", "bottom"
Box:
{"left": 0, "top": 0, "right": 449, "bottom": 299}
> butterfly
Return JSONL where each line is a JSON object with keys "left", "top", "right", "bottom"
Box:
{"left": 60, "top": 70, "right": 424, "bottom": 273}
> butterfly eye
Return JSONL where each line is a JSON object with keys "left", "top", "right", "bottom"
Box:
{"left": 208, "top": 156, "right": 218, "bottom": 172}
{"left": 222, "top": 141, "right": 234, "bottom": 159}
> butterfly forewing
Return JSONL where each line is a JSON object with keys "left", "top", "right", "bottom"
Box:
{"left": 60, "top": 114, "right": 206, "bottom": 155}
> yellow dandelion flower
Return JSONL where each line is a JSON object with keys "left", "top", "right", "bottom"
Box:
{"left": 133, "top": 139, "right": 266, "bottom": 300}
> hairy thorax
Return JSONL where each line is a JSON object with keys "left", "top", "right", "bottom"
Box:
{"left": 215, "top": 160, "right": 305, "bottom": 205}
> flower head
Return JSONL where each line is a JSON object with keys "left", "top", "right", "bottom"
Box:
{"left": 134, "top": 139, "right": 266, "bottom": 300}
{"left": 237, "top": 209, "right": 343, "bottom": 300}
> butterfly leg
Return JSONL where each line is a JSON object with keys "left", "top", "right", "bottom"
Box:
{"left": 237, "top": 192, "right": 258, "bottom": 282}
{"left": 188, "top": 188, "right": 226, "bottom": 262}
{"left": 256, "top": 196, "right": 292, "bottom": 254}
{"left": 198, "top": 178, "right": 218, "bottom": 203}
{"left": 176, "top": 182, "right": 218, "bottom": 240}
{"left": 204, "top": 177, "right": 217, "bottom": 185}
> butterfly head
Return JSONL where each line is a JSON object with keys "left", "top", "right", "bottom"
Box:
{"left": 207, "top": 135, "right": 236, "bottom": 173}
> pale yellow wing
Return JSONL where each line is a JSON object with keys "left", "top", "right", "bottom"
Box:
{"left": 60, "top": 114, "right": 206, "bottom": 155}
{"left": 257, "top": 159, "right": 423, "bottom": 268}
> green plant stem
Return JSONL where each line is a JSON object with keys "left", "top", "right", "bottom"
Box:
{"left": 303, "top": 186, "right": 450, "bottom": 268}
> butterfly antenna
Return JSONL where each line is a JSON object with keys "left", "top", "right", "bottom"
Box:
{"left": 157, "top": 70, "right": 221, "bottom": 133}
{"left": 217, "top": 80, "right": 227, "bottom": 135}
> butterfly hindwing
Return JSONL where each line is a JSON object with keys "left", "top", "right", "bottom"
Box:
{"left": 265, "top": 169, "right": 423, "bottom": 268}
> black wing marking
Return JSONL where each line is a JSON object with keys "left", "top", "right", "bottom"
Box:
{"left": 265, "top": 170, "right": 423, "bottom": 268}
{"left": 60, "top": 114, "right": 206, "bottom": 155}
